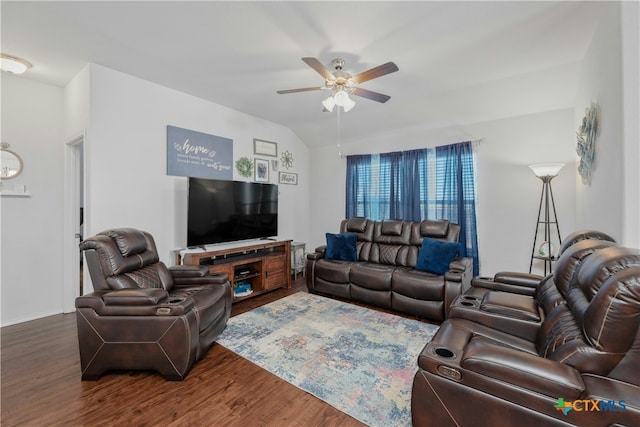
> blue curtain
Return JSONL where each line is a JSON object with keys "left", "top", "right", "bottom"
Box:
{"left": 345, "top": 154, "right": 372, "bottom": 219}
{"left": 435, "top": 142, "right": 479, "bottom": 275}
{"left": 345, "top": 141, "right": 479, "bottom": 275}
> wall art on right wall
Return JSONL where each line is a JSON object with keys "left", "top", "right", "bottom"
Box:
{"left": 576, "top": 102, "right": 599, "bottom": 185}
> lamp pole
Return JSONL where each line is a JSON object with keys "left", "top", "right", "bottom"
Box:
{"left": 528, "top": 164, "right": 564, "bottom": 275}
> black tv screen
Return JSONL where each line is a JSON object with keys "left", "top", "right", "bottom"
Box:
{"left": 187, "top": 178, "right": 278, "bottom": 247}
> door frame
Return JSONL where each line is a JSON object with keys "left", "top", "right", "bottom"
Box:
{"left": 63, "top": 131, "right": 86, "bottom": 313}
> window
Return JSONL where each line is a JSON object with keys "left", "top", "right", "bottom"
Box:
{"left": 346, "top": 142, "right": 479, "bottom": 274}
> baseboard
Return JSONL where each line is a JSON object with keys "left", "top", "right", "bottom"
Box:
{"left": 0, "top": 309, "right": 70, "bottom": 328}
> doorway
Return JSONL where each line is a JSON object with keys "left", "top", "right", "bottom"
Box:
{"left": 63, "top": 133, "right": 85, "bottom": 313}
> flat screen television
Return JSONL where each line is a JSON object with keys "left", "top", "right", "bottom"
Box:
{"left": 187, "top": 178, "right": 278, "bottom": 247}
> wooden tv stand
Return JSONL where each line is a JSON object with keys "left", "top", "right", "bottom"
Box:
{"left": 180, "top": 240, "right": 292, "bottom": 302}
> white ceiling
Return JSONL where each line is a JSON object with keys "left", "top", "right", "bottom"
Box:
{"left": 1, "top": 1, "right": 605, "bottom": 147}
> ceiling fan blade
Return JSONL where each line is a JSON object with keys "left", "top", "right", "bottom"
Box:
{"left": 302, "top": 57, "right": 335, "bottom": 82}
{"left": 351, "top": 62, "right": 399, "bottom": 84}
{"left": 277, "top": 87, "right": 323, "bottom": 94}
{"left": 351, "top": 87, "right": 391, "bottom": 103}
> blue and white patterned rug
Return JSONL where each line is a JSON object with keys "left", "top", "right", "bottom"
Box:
{"left": 216, "top": 292, "right": 438, "bottom": 426}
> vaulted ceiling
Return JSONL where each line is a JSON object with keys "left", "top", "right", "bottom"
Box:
{"left": 2, "top": 1, "right": 605, "bottom": 147}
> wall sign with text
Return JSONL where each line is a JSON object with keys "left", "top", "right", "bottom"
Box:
{"left": 167, "top": 125, "right": 233, "bottom": 180}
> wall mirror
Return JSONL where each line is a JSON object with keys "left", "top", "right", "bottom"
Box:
{"left": 1, "top": 142, "right": 24, "bottom": 179}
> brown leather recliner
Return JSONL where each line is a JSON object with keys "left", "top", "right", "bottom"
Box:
{"left": 411, "top": 246, "right": 640, "bottom": 426}
{"left": 76, "top": 228, "right": 231, "bottom": 380}
{"left": 468, "top": 229, "right": 616, "bottom": 298}
{"left": 449, "top": 238, "right": 619, "bottom": 341}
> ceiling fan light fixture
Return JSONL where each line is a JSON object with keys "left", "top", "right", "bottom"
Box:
{"left": 342, "top": 96, "right": 356, "bottom": 112}
{"left": 333, "top": 90, "right": 350, "bottom": 106}
{"left": 0, "top": 53, "right": 32, "bottom": 74}
{"left": 322, "top": 95, "right": 335, "bottom": 112}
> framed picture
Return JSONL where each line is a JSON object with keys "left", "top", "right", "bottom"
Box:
{"left": 253, "top": 139, "right": 278, "bottom": 157}
{"left": 254, "top": 158, "right": 269, "bottom": 182}
{"left": 279, "top": 172, "right": 298, "bottom": 185}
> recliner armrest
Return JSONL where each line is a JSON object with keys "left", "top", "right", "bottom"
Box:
{"left": 76, "top": 289, "right": 195, "bottom": 316}
{"left": 461, "top": 336, "right": 584, "bottom": 399}
{"left": 169, "top": 266, "right": 229, "bottom": 287}
{"left": 471, "top": 271, "right": 544, "bottom": 296}
{"left": 170, "top": 265, "right": 210, "bottom": 278}
{"left": 103, "top": 288, "right": 168, "bottom": 305}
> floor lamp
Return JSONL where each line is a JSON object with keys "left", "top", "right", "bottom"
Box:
{"left": 528, "top": 163, "right": 564, "bottom": 275}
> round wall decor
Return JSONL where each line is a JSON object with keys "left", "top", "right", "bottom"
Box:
{"left": 235, "top": 156, "right": 253, "bottom": 178}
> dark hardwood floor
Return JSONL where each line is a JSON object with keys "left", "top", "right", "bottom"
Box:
{"left": 0, "top": 277, "right": 367, "bottom": 427}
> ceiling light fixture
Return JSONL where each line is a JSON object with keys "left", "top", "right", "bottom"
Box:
{"left": 322, "top": 89, "right": 355, "bottom": 113}
{"left": 0, "top": 53, "right": 32, "bottom": 74}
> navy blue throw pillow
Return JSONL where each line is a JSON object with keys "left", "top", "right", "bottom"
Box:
{"left": 416, "top": 238, "right": 461, "bottom": 275}
{"left": 325, "top": 233, "right": 357, "bottom": 261}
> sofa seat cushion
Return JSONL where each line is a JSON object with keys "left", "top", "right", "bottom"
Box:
{"left": 170, "top": 285, "right": 228, "bottom": 333}
{"left": 392, "top": 267, "right": 445, "bottom": 301}
{"left": 315, "top": 259, "right": 354, "bottom": 284}
{"left": 349, "top": 262, "right": 394, "bottom": 291}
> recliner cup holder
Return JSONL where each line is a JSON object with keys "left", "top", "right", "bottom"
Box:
{"left": 462, "top": 295, "right": 479, "bottom": 301}
{"left": 460, "top": 301, "right": 476, "bottom": 307}
{"left": 168, "top": 298, "right": 185, "bottom": 304}
{"left": 434, "top": 347, "right": 456, "bottom": 358}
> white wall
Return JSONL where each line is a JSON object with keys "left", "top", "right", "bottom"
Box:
{"left": 574, "top": 2, "right": 625, "bottom": 241}
{"left": 621, "top": 0, "right": 640, "bottom": 247}
{"left": 86, "top": 64, "right": 310, "bottom": 291}
{"left": 308, "top": 109, "right": 576, "bottom": 276}
{"left": 1, "top": 74, "right": 65, "bottom": 325}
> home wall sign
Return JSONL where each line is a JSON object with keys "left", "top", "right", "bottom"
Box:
{"left": 576, "top": 102, "right": 599, "bottom": 185}
{"left": 167, "top": 125, "right": 233, "bottom": 179}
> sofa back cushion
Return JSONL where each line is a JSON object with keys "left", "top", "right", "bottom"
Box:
{"left": 338, "top": 218, "right": 462, "bottom": 269}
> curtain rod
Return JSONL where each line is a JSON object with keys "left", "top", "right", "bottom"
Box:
{"left": 339, "top": 137, "right": 486, "bottom": 158}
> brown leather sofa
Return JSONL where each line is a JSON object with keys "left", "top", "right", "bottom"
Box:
{"left": 77, "top": 228, "right": 231, "bottom": 380}
{"left": 411, "top": 245, "right": 640, "bottom": 426}
{"left": 306, "top": 217, "right": 473, "bottom": 321}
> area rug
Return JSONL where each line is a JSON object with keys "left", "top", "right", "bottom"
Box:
{"left": 216, "top": 292, "right": 439, "bottom": 426}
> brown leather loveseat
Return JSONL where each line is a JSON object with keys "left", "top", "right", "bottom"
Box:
{"left": 411, "top": 244, "right": 640, "bottom": 426}
{"left": 306, "top": 217, "right": 473, "bottom": 322}
{"left": 77, "top": 228, "right": 232, "bottom": 380}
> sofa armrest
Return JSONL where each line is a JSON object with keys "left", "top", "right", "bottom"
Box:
{"left": 445, "top": 257, "right": 473, "bottom": 290}
{"left": 461, "top": 336, "right": 584, "bottom": 399}
{"left": 471, "top": 271, "right": 544, "bottom": 296}
{"left": 170, "top": 266, "right": 229, "bottom": 287}
{"left": 306, "top": 245, "right": 326, "bottom": 261}
{"left": 442, "top": 257, "right": 473, "bottom": 317}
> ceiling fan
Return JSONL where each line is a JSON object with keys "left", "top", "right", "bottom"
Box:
{"left": 277, "top": 57, "right": 399, "bottom": 112}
